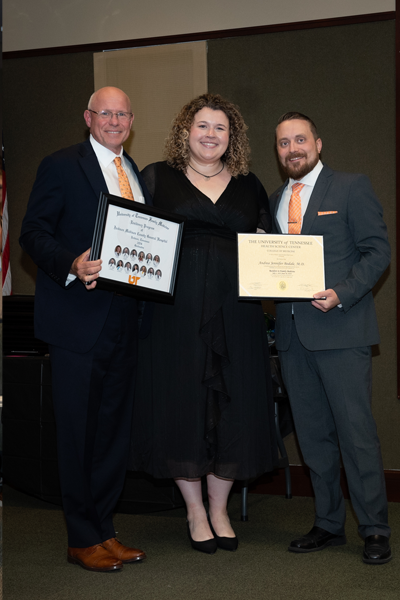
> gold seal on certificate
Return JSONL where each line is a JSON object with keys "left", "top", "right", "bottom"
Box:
{"left": 237, "top": 233, "right": 325, "bottom": 299}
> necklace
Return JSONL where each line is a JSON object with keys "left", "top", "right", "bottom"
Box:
{"left": 188, "top": 162, "right": 224, "bottom": 180}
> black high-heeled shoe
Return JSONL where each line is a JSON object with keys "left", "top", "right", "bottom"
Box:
{"left": 208, "top": 516, "right": 238, "bottom": 552}
{"left": 186, "top": 522, "right": 217, "bottom": 554}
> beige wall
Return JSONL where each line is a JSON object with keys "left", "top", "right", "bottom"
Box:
{"left": 93, "top": 43, "right": 207, "bottom": 170}
{"left": 3, "top": 0, "right": 395, "bottom": 52}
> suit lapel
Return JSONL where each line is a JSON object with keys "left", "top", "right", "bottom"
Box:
{"left": 78, "top": 139, "right": 153, "bottom": 207}
{"left": 272, "top": 183, "right": 287, "bottom": 234}
{"left": 78, "top": 140, "right": 108, "bottom": 200}
{"left": 301, "top": 165, "right": 333, "bottom": 234}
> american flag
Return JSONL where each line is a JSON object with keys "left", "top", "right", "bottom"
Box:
{"left": 2, "top": 141, "right": 12, "bottom": 296}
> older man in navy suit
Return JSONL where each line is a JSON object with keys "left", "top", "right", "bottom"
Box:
{"left": 269, "top": 112, "right": 391, "bottom": 564}
{"left": 20, "top": 87, "right": 152, "bottom": 572}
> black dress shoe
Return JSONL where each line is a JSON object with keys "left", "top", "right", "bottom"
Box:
{"left": 208, "top": 516, "right": 238, "bottom": 552}
{"left": 289, "top": 526, "right": 346, "bottom": 553}
{"left": 186, "top": 522, "right": 217, "bottom": 555}
{"left": 363, "top": 535, "right": 392, "bottom": 564}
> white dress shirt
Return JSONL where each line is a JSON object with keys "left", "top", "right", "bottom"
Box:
{"left": 276, "top": 160, "right": 323, "bottom": 234}
{"left": 89, "top": 135, "right": 145, "bottom": 203}
{"left": 276, "top": 160, "right": 341, "bottom": 307}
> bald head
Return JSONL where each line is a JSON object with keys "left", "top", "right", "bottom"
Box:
{"left": 84, "top": 87, "right": 134, "bottom": 154}
{"left": 87, "top": 87, "right": 132, "bottom": 113}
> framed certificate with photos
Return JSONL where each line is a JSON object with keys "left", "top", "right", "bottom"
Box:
{"left": 90, "top": 193, "right": 185, "bottom": 301}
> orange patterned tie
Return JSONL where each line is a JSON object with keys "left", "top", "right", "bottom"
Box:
{"left": 114, "top": 157, "right": 135, "bottom": 201}
{"left": 288, "top": 182, "right": 304, "bottom": 234}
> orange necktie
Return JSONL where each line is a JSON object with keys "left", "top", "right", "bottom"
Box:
{"left": 114, "top": 157, "right": 135, "bottom": 201}
{"left": 288, "top": 182, "right": 304, "bottom": 234}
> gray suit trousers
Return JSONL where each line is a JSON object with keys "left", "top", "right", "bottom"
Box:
{"left": 279, "top": 320, "right": 390, "bottom": 539}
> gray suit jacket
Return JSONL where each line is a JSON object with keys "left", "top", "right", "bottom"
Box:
{"left": 269, "top": 165, "right": 390, "bottom": 352}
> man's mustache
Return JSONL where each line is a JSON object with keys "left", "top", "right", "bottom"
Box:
{"left": 286, "top": 152, "right": 307, "bottom": 161}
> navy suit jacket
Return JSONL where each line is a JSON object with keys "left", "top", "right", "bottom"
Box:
{"left": 20, "top": 138, "right": 153, "bottom": 353}
{"left": 269, "top": 165, "right": 390, "bottom": 352}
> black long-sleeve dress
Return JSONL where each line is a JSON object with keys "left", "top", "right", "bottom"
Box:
{"left": 130, "top": 162, "right": 277, "bottom": 480}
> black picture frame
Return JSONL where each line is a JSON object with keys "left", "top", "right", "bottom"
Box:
{"left": 90, "top": 192, "right": 185, "bottom": 302}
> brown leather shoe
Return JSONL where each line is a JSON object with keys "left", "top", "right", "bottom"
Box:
{"left": 67, "top": 544, "right": 123, "bottom": 572}
{"left": 102, "top": 537, "right": 146, "bottom": 563}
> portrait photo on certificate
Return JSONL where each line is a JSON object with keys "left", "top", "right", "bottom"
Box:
{"left": 90, "top": 193, "right": 185, "bottom": 301}
{"left": 237, "top": 233, "right": 325, "bottom": 299}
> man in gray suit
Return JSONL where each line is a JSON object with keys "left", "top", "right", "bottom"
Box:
{"left": 269, "top": 112, "right": 391, "bottom": 564}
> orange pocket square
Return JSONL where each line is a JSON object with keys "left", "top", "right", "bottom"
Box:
{"left": 318, "top": 211, "right": 338, "bottom": 216}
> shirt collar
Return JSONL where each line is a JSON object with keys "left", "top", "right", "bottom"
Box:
{"left": 89, "top": 134, "right": 124, "bottom": 168}
{"left": 289, "top": 160, "right": 323, "bottom": 189}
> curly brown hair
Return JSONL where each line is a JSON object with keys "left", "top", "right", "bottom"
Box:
{"left": 164, "top": 93, "right": 250, "bottom": 177}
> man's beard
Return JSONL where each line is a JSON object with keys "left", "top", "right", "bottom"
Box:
{"left": 282, "top": 152, "right": 319, "bottom": 180}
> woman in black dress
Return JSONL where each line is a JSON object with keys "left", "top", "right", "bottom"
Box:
{"left": 132, "top": 94, "right": 277, "bottom": 554}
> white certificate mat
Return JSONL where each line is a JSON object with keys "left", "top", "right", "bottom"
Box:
{"left": 100, "top": 205, "right": 179, "bottom": 294}
{"left": 90, "top": 193, "right": 185, "bottom": 301}
{"left": 237, "top": 233, "right": 325, "bottom": 299}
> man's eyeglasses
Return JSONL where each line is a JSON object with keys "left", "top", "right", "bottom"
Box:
{"left": 89, "top": 109, "right": 133, "bottom": 121}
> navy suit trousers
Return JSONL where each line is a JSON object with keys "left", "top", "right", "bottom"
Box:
{"left": 50, "top": 294, "right": 138, "bottom": 547}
